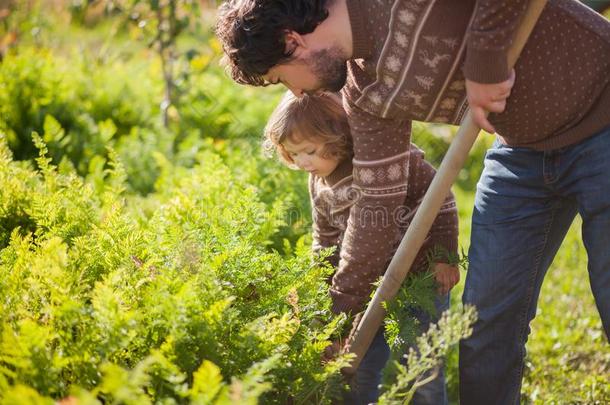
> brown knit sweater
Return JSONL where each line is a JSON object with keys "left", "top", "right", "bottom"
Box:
{"left": 330, "top": 0, "right": 609, "bottom": 313}
{"left": 344, "top": 0, "right": 610, "bottom": 149}
{"left": 312, "top": 144, "right": 458, "bottom": 314}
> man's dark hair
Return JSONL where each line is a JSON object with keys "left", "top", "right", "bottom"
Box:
{"left": 215, "top": 0, "right": 330, "bottom": 86}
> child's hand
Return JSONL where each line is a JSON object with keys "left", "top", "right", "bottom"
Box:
{"left": 322, "top": 338, "right": 346, "bottom": 363}
{"left": 321, "top": 312, "right": 362, "bottom": 363}
{"left": 433, "top": 262, "right": 460, "bottom": 295}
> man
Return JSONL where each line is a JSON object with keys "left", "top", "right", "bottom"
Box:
{"left": 216, "top": 0, "right": 610, "bottom": 403}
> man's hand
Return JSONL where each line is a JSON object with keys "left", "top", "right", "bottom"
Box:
{"left": 433, "top": 262, "right": 460, "bottom": 295}
{"left": 466, "top": 69, "right": 516, "bottom": 134}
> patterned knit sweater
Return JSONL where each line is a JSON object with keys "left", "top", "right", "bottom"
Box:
{"left": 312, "top": 145, "right": 459, "bottom": 314}
{"left": 331, "top": 0, "right": 610, "bottom": 313}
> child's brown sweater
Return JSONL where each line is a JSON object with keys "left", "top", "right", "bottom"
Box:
{"left": 310, "top": 145, "right": 458, "bottom": 313}
{"left": 331, "top": 0, "right": 609, "bottom": 313}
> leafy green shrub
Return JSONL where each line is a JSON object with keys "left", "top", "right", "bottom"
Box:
{"left": 0, "top": 46, "right": 166, "bottom": 194}
{"left": 196, "top": 137, "right": 313, "bottom": 251}
{"left": 0, "top": 133, "right": 349, "bottom": 403}
{"left": 175, "top": 63, "right": 283, "bottom": 140}
{"left": 379, "top": 306, "right": 477, "bottom": 404}
{"left": 0, "top": 46, "right": 159, "bottom": 160}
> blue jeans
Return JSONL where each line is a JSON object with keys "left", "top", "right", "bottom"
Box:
{"left": 460, "top": 126, "right": 610, "bottom": 405}
{"left": 345, "top": 293, "right": 450, "bottom": 405}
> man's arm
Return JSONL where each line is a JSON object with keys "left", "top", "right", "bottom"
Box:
{"left": 464, "top": 0, "right": 527, "bottom": 132}
{"left": 330, "top": 99, "right": 412, "bottom": 314}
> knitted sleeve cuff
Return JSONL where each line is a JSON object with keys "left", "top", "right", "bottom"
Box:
{"left": 463, "top": 48, "right": 510, "bottom": 84}
{"left": 329, "top": 288, "right": 367, "bottom": 315}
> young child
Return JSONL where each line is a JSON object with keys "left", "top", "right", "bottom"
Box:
{"left": 264, "top": 91, "right": 460, "bottom": 404}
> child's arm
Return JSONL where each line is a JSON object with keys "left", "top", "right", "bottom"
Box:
{"left": 312, "top": 221, "right": 341, "bottom": 268}
{"left": 310, "top": 176, "right": 342, "bottom": 268}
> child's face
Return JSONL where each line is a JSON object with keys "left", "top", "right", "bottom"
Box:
{"left": 283, "top": 137, "right": 340, "bottom": 177}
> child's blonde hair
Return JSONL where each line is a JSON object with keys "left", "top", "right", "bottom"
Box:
{"left": 264, "top": 92, "right": 352, "bottom": 167}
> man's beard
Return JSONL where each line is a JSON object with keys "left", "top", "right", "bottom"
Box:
{"left": 308, "top": 47, "right": 348, "bottom": 94}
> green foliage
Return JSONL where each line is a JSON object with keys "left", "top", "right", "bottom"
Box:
{"left": 379, "top": 305, "right": 477, "bottom": 404}
{"left": 0, "top": 1, "right": 48, "bottom": 52}
{"left": 106, "top": 0, "right": 202, "bottom": 41}
{"left": 0, "top": 134, "right": 347, "bottom": 403}
{"left": 199, "top": 137, "right": 312, "bottom": 250}
{"left": 0, "top": 39, "right": 287, "bottom": 196}
{"left": 110, "top": 0, "right": 204, "bottom": 127}
{"left": 382, "top": 246, "right": 467, "bottom": 354}
{"left": 0, "top": 46, "right": 166, "bottom": 194}
{"left": 176, "top": 64, "right": 284, "bottom": 140}
{"left": 0, "top": 47, "right": 157, "bottom": 159}
{"left": 382, "top": 273, "right": 437, "bottom": 356}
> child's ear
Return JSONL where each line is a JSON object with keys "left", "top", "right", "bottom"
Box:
{"left": 283, "top": 30, "right": 308, "bottom": 58}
